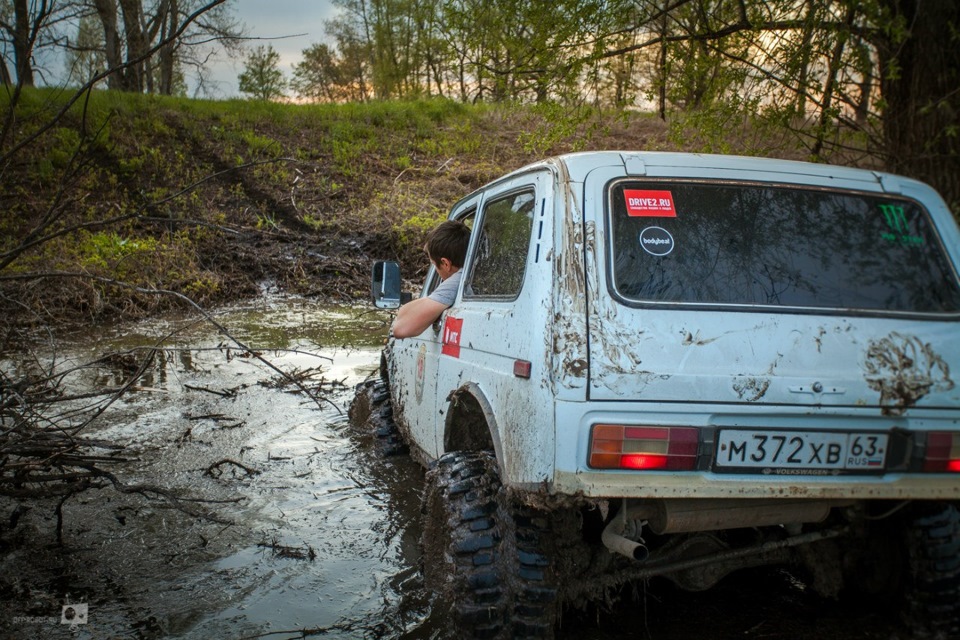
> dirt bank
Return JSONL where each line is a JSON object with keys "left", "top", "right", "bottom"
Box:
{"left": 4, "top": 94, "right": 809, "bottom": 332}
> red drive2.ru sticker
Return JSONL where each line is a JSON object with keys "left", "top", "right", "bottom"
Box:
{"left": 442, "top": 316, "right": 463, "bottom": 358}
{"left": 624, "top": 189, "right": 677, "bottom": 217}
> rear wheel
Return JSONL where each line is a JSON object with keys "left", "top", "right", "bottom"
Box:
{"left": 422, "top": 451, "right": 558, "bottom": 639}
{"left": 903, "top": 502, "right": 960, "bottom": 637}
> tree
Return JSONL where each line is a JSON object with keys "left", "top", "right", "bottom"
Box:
{"left": 87, "top": 0, "right": 241, "bottom": 94}
{"left": 65, "top": 13, "right": 107, "bottom": 88}
{"left": 8, "top": 0, "right": 40, "bottom": 86}
{"left": 874, "top": 0, "right": 960, "bottom": 210}
{"left": 0, "top": 0, "right": 241, "bottom": 95}
{"left": 330, "top": 0, "right": 418, "bottom": 99}
{"left": 292, "top": 43, "right": 344, "bottom": 102}
{"left": 153, "top": 0, "right": 244, "bottom": 97}
{"left": 1, "top": 0, "right": 87, "bottom": 86}
{"left": 305, "top": 0, "right": 959, "bottom": 210}
{"left": 573, "top": 0, "right": 959, "bottom": 211}
{"left": 238, "top": 44, "right": 286, "bottom": 100}
{"left": 324, "top": 15, "right": 372, "bottom": 101}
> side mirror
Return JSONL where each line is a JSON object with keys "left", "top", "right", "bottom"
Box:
{"left": 371, "top": 261, "right": 410, "bottom": 309}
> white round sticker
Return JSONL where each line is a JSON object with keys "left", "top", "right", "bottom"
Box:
{"left": 639, "top": 226, "right": 675, "bottom": 256}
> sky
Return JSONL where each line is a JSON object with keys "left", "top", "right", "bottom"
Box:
{"left": 206, "top": 0, "right": 340, "bottom": 98}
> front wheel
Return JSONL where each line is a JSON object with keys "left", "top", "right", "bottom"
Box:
{"left": 421, "top": 451, "right": 558, "bottom": 639}
{"left": 347, "top": 379, "right": 407, "bottom": 456}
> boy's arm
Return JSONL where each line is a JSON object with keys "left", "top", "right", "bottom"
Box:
{"left": 391, "top": 297, "right": 448, "bottom": 339}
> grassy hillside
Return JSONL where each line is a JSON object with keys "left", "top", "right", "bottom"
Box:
{"left": 0, "top": 89, "right": 808, "bottom": 327}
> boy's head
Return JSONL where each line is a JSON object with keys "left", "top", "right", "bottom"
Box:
{"left": 424, "top": 220, "right": 470, "bottom": 269}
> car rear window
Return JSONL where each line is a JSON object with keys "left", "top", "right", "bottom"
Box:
{"left": 607, "top": 180, "right": 960, "bottom": 315}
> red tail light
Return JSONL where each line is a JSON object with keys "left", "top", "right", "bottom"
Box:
{"left": 589, "top": 425, "right": 698, "bottom": 470}
{"left": 924, "top": 432, "right": 960, "bottom": 472}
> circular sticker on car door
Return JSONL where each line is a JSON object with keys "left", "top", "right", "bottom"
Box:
{"left": 639, "top": 226, "right": 675, "bottom": 256}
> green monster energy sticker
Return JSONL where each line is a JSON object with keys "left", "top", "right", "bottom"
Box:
{"left": 879, "top": 203, "right": 924, "bottom": 246}
{"left": 880, "top": 204, "right": 908, "bottom": 232}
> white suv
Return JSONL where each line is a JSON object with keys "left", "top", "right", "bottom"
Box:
{"left": 360, "top": 151, "right": 960, "bottom": 639}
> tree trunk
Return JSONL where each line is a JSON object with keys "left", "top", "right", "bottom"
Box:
{"left": 812, "top": 5, "right": 856, "bottom": 159}
{"left": 854, "top": 41, "right": 872, "bottom": 128}
{"left": 12, "top": 0, "right": 34, "bottom": 86}
{"left": 658, "top": 7, "right": 667, "bottom": 120}
{"left": 877, "top": 0, "right": 960, "bottom": 211}
{"left": 119, "top": 0, "right": 147, "bottom": 92}
{"left": 93, "top": 0, "right": 124, "bottom": 90}
{"left": 158, "top": 0, "right": 179, "bottom": 95}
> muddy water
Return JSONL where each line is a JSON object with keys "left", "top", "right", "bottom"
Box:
{"left": 1, "top": 298, "right": 434, "bottom": 639}
{"left": 0, "top": 297, "right": 901, "bottom": 640}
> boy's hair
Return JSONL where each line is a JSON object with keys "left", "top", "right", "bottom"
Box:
{"left": 425, "top": 220, "right": 471, "bottom": 268}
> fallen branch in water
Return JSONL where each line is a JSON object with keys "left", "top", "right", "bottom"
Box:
{"left": 237, "top": 620, "right": 364, "bottom": 639}
{"left": 1, "top": 344, "right": 239, "bottom": 542}
{"left": 186, "top": 413, "right": 230, "bottom": 421}
{"left": 257, "top": 537, "right": 316, "bottom": 560}
{"left": 184, "top": 384, "right": 240, "bottom": 398}
{"left": 204, "top": 458, "right": 261, "bottom": 479}
{"left": 103, "top": 475, "right": 235, "bottom": 526}
{"left": 0, "top": 284, "right": 343, "bottom": 547}
{"left": 0, "top": 349, "right": 156, "bottom": 500}
{"left": 259, "top": 366, "right": 349, "bottom": 396}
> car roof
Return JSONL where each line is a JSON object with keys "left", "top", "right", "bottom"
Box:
{"left": 449, "top": 151, "right": 943, "bottom": 220}
{"left": 490, "top": 150, "right": 926, "bottom": 194}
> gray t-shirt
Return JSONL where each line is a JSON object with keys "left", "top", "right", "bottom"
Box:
{"left": 427, "top": 269, "right": 463, "bottom": 307}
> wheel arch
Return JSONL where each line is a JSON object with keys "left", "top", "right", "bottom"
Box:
{"left": 444, "top": 382, "right": 505, "bottom": 470}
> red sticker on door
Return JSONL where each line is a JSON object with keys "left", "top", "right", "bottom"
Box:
{"left": 442, "top": 316, "right": 463, "bottom": 358}
{"left": 624, "top": 189, "right": 677, "bottom": 217}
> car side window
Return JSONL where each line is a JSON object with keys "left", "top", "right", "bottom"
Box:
{"left": 465, "top": 189, "right": 536, "bottom": 299}
{"left": 423, "top": 209, "right": 476, "bottom": 298}
{"left": 422, "top": 270, "right": 440, "bottom": 297}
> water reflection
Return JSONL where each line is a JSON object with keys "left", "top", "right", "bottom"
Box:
{"left": 0, "top": 298, "right": 434, "bottom": 640}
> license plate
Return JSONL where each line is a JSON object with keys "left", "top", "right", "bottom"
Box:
{"left": 715, "top": 429, "right": 888, "bottom": 473}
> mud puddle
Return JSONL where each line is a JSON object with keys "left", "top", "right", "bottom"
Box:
{"left": 0, "top": 296, "right": 905, "bottom": 639}
{"left": 1, "top": 298, "right": 432, "bottom": 639}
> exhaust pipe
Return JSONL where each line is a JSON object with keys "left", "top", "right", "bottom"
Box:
{"left": 601, "top": 505, "right": 655, "bottom": 561}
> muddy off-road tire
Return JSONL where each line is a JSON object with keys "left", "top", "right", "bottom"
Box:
{"left": 422, "top": 451, "right": 558, "bottom": 639}
{"left": 348, "top": 379, "right": 408, "bottom": 456}
{"left": 903, "top": 502, "right": 960, "bottom": 637}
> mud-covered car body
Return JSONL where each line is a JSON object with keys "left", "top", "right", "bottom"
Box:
{"left": 385, "top": 151, "right": 960, "bottom": 497}
{"left": 369, "top": 151, "right": 960, "bottom": 637}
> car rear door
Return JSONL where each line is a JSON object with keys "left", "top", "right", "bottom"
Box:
{"left": 583, "top": 160, "right": 960, "bottom": 415}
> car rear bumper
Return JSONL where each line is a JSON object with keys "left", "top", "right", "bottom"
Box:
{"left": 552, "top": 400, "right": 960, "bottom": 500}
{"left": 553, "top": 468, "right": 960, "bottom": 500}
